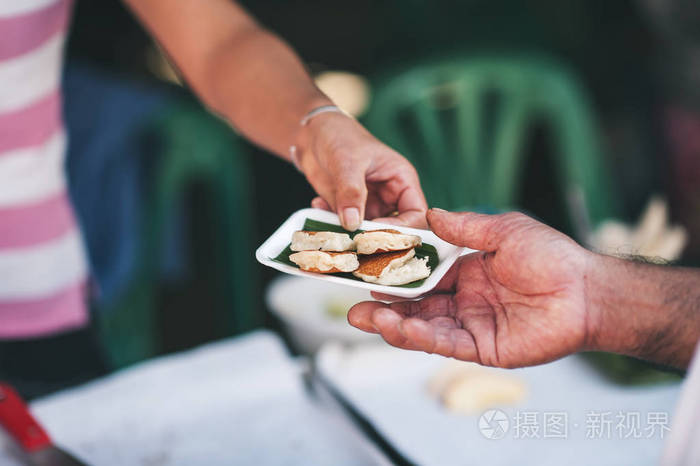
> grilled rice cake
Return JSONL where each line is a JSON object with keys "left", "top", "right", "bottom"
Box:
{"left": 291, "top": 230, "right": 355, "bottom": 252}
{"left": 354, "top": 229, "right": 422, "bottom": 254}
{"left": 289, "top": 250, "right": 359, "bottom": 273}
{"left": 353, "top": 248, "right": 431, "bottom": 285}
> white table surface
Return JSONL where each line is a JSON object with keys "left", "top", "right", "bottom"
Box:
{"left": 0, "top": 330, "right": 685, "bottom": 466}
{"left": 0, "top": 331, "right": 387, "bottom": 466}
{"left": 317, "top": 343, "right": 684, "bottom": 466}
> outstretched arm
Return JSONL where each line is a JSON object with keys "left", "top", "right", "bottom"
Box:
{"left": 349, "top": 209, "right": 700, "bottom": 369}
{"left": 588, "top": 253, "right": 700, "bottom": 369}
{"left": 124, "top": 0, "right": 325, "bottom": 158}
{"left": 122, "top": 0, "right": 427, "bottom": 229}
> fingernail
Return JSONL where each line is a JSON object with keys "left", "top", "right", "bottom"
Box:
{"left": 342, "top": 207, "right": 361, "bottom": 231}
{"left": 430, "top": 207, "right": 447, "bottom": 213}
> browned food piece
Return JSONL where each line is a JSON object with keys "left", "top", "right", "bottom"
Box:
{"left": 355, "top": 249, "right": 415, "bottom": 277}
{"left": 353, "top": 248, "right": 431, "bottom": 285}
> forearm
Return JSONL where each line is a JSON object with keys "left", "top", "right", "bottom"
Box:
{"left": 587, "top": 253, "right": 700, "bottom": 368}
{"left": 124, "top": 0, "right": 331, "bottom": 158}
{"left": 194, "top": 28, "right": 331, "bottom": 158}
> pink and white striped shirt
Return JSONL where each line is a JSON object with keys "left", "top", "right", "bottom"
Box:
{"left": 0, "top": 0, "right": 89, "bottom": 339}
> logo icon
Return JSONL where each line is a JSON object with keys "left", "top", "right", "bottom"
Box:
{"left": 479, "top": 409, "right": 510, "bottom": 439}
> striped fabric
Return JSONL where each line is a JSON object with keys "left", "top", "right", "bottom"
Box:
{"left": 0, "top": 0, "right": 89, "bottom": 338}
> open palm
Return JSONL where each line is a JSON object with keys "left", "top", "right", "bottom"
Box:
{"left": 348, "top": 210, "right": 594, "bottom": 368}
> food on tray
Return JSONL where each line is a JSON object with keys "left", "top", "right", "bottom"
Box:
{"left": 291, "top": 230, "right": 355, "bottom": 252}
{"left": 428, "top": 361, "right": 526, "bottom": 415}
{"left": 353, "top": 248, "right": 430, "bottom": 285}
{"left": 354, "top": 229, "right": 422, "bottom": 254}
{"left": 289, "top": 250, "right": 359, "bottom": 273}
{"left": 285, "top": 225, "right": 432, "bottom": 286}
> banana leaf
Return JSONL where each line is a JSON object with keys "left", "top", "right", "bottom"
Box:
{"left": 273, "top": 218, "right": 439, "bottom": 288}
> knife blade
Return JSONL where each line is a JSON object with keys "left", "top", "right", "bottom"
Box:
{"left": 0, "top": 383, "right": 87, "bottom": 466}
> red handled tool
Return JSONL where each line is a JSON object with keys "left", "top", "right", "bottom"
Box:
{"left": 0, "top": 383, "right": 86, "bottom": 465}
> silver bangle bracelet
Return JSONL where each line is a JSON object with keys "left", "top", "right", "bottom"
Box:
{"left": 290, "top": 105, "right": 349, "bottom": 171}
{"left": 299, "top": 104, "right": 347, "bottom": 126}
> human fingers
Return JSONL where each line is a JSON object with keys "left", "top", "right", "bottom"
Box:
{"left": 400, "top": 318, "right": 479, "bottom": 362}
{"left": 328, "top": 155, "right": 368, "bottom": 231}
{"left": 370, "top": 307, "right": 420, "bottom": 350}
{"left": 347, "top": 301, "right": 383, "bottom": 334}
{"left": 372, "top": 207, "right": 427, "bottom": 230}
{"left": 349, "top": 294, "right": 454, "bottom": 331}
{"left": 427, "top": 209, "right": 533, "bottom": 251}
{"left": 369, "top": 257, "right": 463, "bottom": 302}
{"left": 371, "top": 183, "right": 427, "bottom": 229}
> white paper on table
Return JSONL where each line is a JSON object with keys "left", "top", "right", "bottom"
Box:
{"left": 0, "top": 331, "right": 388, "bottom": 466}
{"left": 316, "top": 343, "right": 683, "bottom": 466}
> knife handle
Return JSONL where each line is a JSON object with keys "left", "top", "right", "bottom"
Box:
{"left": 0, "top": 383, "right": 52, "bottom": 452}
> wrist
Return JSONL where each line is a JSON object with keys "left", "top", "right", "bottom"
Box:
{"left": 292, "top": 106, "right": 354, "bottom": 172}
{"left": 585, "top": 253, "right": 700, "bottom": 368}
{"left": 584, "top": 253, "right": 642, "bottom": 355}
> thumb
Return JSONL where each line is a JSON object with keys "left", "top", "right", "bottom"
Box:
{"left": 333, "top": 167, "right": 368, "bottom": 231}
{"left": 427, "top": 208, "right": 528, "bottom": 252}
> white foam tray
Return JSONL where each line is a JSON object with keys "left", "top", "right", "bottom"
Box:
{"left": 255, "top": 208, "right": 469, "bottom": 298}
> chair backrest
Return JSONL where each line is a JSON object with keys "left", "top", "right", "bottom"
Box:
{"left": 148, "top": 103, "right": 260, "bottom": 332}
{"left": 365, "top": 55, "right": 618, "bottom": 236}
{"left": 99, "top": 101, "right": 260, "bottom": 368}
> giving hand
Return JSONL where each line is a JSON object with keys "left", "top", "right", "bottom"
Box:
{"left": 296, "top": 112, "right": 428, "bottom": 230}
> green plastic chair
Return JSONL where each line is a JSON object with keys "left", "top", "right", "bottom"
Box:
{"left": 98, "top": 101, "right": 260, "bottom": 368}
{"left": 365, "top": 55, "right": 619, "bottom": 237}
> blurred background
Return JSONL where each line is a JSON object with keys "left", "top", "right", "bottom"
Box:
{"left": 62, "top": 0, "right": 699, "bottom": 380}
